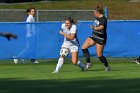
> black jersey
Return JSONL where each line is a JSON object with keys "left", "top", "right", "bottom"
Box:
{"left": 90, "top": 16, "right": 107, "bottom": 45}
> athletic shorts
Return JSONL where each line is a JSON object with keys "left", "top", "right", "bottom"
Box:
{"left": 61, "top": 43, "right": 79, "bottom": 53}
{"left": 89, "top": 35, "right": 107, "bottom": 45}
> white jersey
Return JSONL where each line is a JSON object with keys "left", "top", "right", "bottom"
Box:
{"left": 61, "top": 23, "right": 79, "bottom": 46}
{"left": 26, "top": 15, "right": 35, "bottom": 22}
{"left": 26, "top": 15, "right": 35, "bottom": 37}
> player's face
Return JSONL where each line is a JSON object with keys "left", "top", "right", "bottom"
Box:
{"left": 65, "top": 20, "right": 72, "bottom": 29}
{"left": 93, "top": 10, "right": 100, "bottom": 18}
{"left": 30, "top": 9, "right": 36, "bottom": 16}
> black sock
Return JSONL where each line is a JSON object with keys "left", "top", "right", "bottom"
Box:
{"left": 98, "top": 55, "right": 109, "bottom": 67}
{"left": 82, "top": 49, "right": 91, "bottom": 63}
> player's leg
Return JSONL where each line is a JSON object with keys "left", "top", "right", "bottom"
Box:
{"left": 30, "top": 36, "right": 39, "bottom": 64}
{"left": 70, "top": 46, "right": 85, "bottom": 71}
{"left": 82, "top": 37, "right": 95, "bottom": 70}
{"left": 96, "top": 43, "right": 110, "bottom": 71}
{"left": 53, "top": 47, "right": 67, "bottom": 73}
{"left": 13, "top": 37, "right": 31, "bottom": 64}
{"left": 53, "top": 56, "right": 65, "bottom": 73}
{"left": 71, "top": 51, "right": 85, "bottom": 71}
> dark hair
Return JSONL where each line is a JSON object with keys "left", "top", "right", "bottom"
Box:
{"left": 94, "top": 5, "right": 104, "bottom": 15}
{"left": 26, "top": 7, "right": 36, "bottom": 13}
{"left": 65, "top": 17, "right": 75, "bottom": 24}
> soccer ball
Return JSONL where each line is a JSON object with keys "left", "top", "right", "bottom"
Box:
{"left": 60, "top": 48, "right": 69, "bottom": 57}
{"left": 94, "top": 20, "right": 99, "bottom": 27}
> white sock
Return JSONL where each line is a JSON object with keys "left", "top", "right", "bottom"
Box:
{"left": 55, "top": 58, "right": 64, "bottom": 72}
{"left": 77, "top": 60, "right": 85, "bottom": 68}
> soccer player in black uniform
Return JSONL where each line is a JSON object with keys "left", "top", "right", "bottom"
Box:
{"left": 82, "top": 5, "right": 111, "bottom": 71}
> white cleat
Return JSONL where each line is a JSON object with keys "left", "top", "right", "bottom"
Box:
{"left": 84, "top": 63, "right": 93, "bottom": 71}
{"left": 13, "top": 59, "right": 18, "bottom": 64}
{"left": 52, "top": 70, "right": 58, "bottom": 73}
{"left": 105, "top": 66, "right": 111, "bottom": 71}
{"left": 32, "top": 61, "right": 39, "bottom": 64}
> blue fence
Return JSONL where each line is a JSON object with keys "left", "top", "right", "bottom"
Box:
{"left": 0, "top": 20, "right": 140, "bottom": 59}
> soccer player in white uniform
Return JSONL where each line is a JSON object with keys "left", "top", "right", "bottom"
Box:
{"left": 53, "top": 17, "right": 85, "bottom": 73}
{"left": 13, "top": 8, "right": 39, "bottom": 64}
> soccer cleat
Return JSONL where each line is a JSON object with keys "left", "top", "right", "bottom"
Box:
{"left": 52, "top": 70, "right": 58, "bottom": 73}
{"left": 13, "top": 59, "right": 18, "bottom": 64}
{"left": 133, "top": 59, "right": 140, "bottom": 65}
{"left": 31, "top": 59, "right": 39, "bottom": 64}
{"left": 84, "top": 63, "right": 93, "bottom": 71}
{"left": 32, "top": 61, "right": 39, "bottom": 64}
{"left": 105, "top": 66, "right": 111, "bottom": 71}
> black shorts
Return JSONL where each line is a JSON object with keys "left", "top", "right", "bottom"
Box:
{"left": 89, "top": 36, "right": 106, "bottom": 45}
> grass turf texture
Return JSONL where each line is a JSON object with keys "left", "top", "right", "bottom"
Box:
{"left": 0, "top": 58, "right": 140, "bottom": 93}
{"left": 0, "top": 0, "right": 139, "bottom": 93}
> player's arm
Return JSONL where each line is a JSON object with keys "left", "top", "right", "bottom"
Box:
{"left": 91, "top": 18, "right": 106, "bottom": 31}
{"left": 59, "top": 31, "right": 75, "bottom": 40}
{"left": 93, "top": 25, "right": 104, "bottom": 31}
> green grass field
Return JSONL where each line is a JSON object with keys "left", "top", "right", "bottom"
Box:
{"left": 0, "top": 58, "right": 140, "bottom": 93}
{"left": 0, "top": 0, "right": 140, "bottom": 93}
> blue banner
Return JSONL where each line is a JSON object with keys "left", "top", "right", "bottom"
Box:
{"left": 0, "top": 20, "right": 140, "bottom": 59}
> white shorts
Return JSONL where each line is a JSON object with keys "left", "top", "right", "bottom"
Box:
{"left": 61, "top": 43, "right": 79, "bottom": 53}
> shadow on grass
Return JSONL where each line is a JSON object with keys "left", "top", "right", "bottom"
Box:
{"left": 0, "top": 78, "right": 140, "bottom": 93}
{"left": 84, "top": 69, "right": 121, "bottom": 72}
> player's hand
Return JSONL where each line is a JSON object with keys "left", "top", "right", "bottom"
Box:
{"left": 4, "top": 33, "right": 18, "bottom": 41}
{"left": 90, "top": 25, "right": 94, "bottom": 30}
{"left": 59, "top": 30, "right": 64, "bottom": 35}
